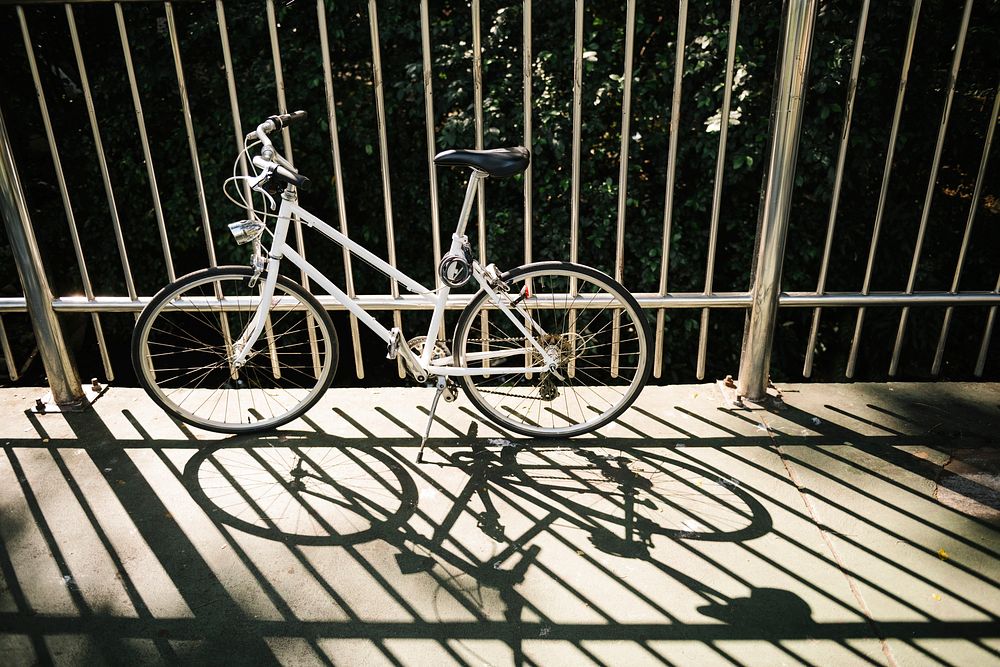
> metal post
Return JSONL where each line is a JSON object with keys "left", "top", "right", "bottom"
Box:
{"left": 736, "top": 0, "right": 817, "bottom": 402}
{"left": 0, "top": 107, "right": 84, "bottom": 407}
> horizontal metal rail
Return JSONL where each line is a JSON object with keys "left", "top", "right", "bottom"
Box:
{"left": 0, "top": 291, "right": 997, "bottom": 315}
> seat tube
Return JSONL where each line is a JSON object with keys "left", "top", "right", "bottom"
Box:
{"left": 453, "top": 171, "right": 485, "bottom": 240}
{"left": 422, "top": 172, "right": 482, "bottom": 367}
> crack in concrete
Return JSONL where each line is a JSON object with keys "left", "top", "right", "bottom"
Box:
{"left": 756, "top": 411, "right": 899, "bottom": 667}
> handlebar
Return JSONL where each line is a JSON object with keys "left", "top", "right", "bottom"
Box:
{"left": 245, "top": 110, "right": 308, "bottom": 144}
{"left": 244, "top": 110, "right": 310, "bottom": 190}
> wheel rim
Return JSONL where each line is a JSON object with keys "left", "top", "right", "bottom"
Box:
{"left": 137, "top": 272, "right": 333, "bottom": 432}
{"left": 457, "top": 267, "right": 649, "bottom": 436}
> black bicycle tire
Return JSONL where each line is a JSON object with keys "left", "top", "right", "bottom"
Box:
{"left": 453, "top": 261, "right": 652, "bottom": 438}
{"left": 131, "top": 266, "right": 339, "bottom": 434}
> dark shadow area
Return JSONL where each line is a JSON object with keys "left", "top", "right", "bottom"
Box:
{"left": 0, "top": 394, "right": 997, "bottom": 666}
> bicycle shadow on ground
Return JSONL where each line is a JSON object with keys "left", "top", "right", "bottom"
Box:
{"left": 1, "top": 391, "right": 997, "bottom": 666}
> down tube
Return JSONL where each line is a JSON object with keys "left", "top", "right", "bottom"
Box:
{"left": 281, "top": 244, "right": 394, "bottom": 344}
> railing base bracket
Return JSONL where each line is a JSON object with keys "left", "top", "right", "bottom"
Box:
{"left": 716, "top": 377, "right": 784, "bottom": 411}
{"left": 31, "top": 381, "right": 106, "bottom": 414}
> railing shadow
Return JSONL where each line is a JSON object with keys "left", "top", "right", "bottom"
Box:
{"left": 0, "top": 394, "right": 997, "bottom": 666}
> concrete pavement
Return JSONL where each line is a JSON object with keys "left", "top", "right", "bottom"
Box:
{"left": 0, "top": 382, "right": 997, "bottom": 665}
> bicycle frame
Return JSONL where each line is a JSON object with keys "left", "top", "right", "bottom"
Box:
{"left": 231, "top": 172, "right": 559, "bottom": 377}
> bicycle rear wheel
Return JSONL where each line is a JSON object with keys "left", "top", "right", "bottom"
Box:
{"left": 453, "top": 261, "right": 651, "bottom": 438}
{"left": 132, "top": 267, "right": 338, "bottom": 433}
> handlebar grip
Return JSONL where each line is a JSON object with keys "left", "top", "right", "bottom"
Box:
{"left": 268, "top": 110, "right": 308, "bottom": 131}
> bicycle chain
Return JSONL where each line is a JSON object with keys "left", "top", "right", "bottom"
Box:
{"left": 450, "top": 336, "right": 563, "bottom": 401}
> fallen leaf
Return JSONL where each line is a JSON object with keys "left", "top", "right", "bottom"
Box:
{"left": 931, "top": 593, "right": 942, "bottom": 602}
{"left": 937, "top": 548, "right": 949, "bottom": 561}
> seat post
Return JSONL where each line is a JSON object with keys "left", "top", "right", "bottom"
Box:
{"left": 453, "top": 170, "right": 487, "bottom": 240}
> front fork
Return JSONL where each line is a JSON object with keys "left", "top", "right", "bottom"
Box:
{"left": 231, "top": 254, "right": 282, "bottom": 369}
{"left": 231, "top": 199, "right": 294, "bottom": 369}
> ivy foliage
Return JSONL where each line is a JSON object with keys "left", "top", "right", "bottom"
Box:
{"left": 0, "top": 0, "right": 997, "bottom": 384}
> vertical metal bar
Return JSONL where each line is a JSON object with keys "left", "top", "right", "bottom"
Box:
{"left": 165, "top": 1, "right": 239, "bottom": 380}
{"left": 420, "top": 0, "right": 442, "bottom": 280}
{"left": 266, "top": 0, "right": 320, "bottom": 378}
{"left": 318, "top": 0, "right": 365, "bottom": 378}
{"left": 523, "top": 0, "right": 532, "bottom": 265}
{"left": 569, "top": 0, "right": 584, "bottom": 267}
{"left": 803, "top": 0, "right": 870, "bottom": 378}
{"left": 219, "top": 0, "right": 279, "bottom": 377}
{"left": 696, "top": 0, "right": 740, "bottom": 380}
{"left": 888, "top": 0, "right": 973, "bottom": 377}
{"left": 216, "top": 0, "right": 253, "bottom": 219}
{"left": 420, "top": 0, "right": 448, "bottom": 348}
{"left": 614, "top": 0, "right": 636, "bottom": 285}
{"left": 0, "top": 105, "right": 84, "bottom": 406}
{"left": 654, "top": 0, "right": 687, "bottom": 379}
{"left": 471, "top": 0, "right": 491, "bottom": 369}
{"left": 0, "top": 316, "right": 16, "bottom": 381}
{"left": 367, "top": 0, "right": 405, "bottom": 377}
{"left": 165, "top": 2, "right": 218, "bottom": 269}
{"left": 736, "top": 0, "right": 817, "bottom": 401}
{"left": 610, "top": 0, "right": 637, "bottom": 378}
{"left": 67, "top": 5, "right": 137, "bottom": 302}
{"left": 116, "top": 3, "right": 174, "bottom": 282}
{"left": 845, "top": 0, "right": 922, "bottom": 378}
{"left": 522, "top": 0, "right": 534, "bottom": 373}
{"left": 933, "top": 81, "right": 1000, "bottom": 376}
{"left": 472, "top": 0, "right": 486, "bottom": 264}
{"left": 266, "top": 0, "right": 295, "bottom": 164}
{"left": 266, "top": 0, "right": 306, "bottom": 265}
{"left": 975, "top": 273, "right": 1000, "bottom": 377}
{"left": 19, "top": 7, "right": 112, "bottom": 381}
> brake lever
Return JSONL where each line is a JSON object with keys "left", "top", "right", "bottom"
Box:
{"left": 253, "top": 184, "right": 277, "bottom": 211}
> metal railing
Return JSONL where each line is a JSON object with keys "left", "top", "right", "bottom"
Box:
{"left": 1, "top": 0, "right": 998, "bottom": 407}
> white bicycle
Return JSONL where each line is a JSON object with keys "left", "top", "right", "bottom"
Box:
{"left": 132, "top": 111, "right": 651, "bottom": 456}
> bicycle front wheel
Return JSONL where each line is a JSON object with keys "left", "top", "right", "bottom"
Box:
{"left": 132, "top": 267, "right": 338, "bottom": 433}
{"left": 454, "top": 261, "right": 651, "bottom": 438}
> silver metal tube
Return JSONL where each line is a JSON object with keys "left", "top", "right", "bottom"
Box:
{"left": 472, "top": 0, "right": 487, "bottom": 266}
{"left": 216, "top": 0, "right": 253, "bottom": 220}
{"left": 4, "top": 289, "right": 997, "bottom": 316}
{"left": 654, "top": 0, "right": 687, "bottom": 379}
{"left": 614, "top": 0, "right": 636, "bottom": 285}
{"left": 117, "top": 2, "right": 174, "bottom": 282}
{"left": 523, "top": 0, "right": 532, "bottom": 265}
{"left": 697, "top": 0, "right": 740, "bottom": 380}
{"left": 569, "top": 0, "right": 584, "bottom": 266}
{"left": 367, "top": 0, "right": 405, "bottom": 376}
{"left": 165, "top": 2, "right": 217, "bottom": 269}
{"left": 975, "top": 273, "right": 999, "bottom": 377}
{"left": 736, "top": 0, "right": 817, "bottom": 401}
{"left": 420, "top": 0, "right": 443, "bottom": 279}
{"left": 0, "top": 105, "right": 84, "bottom": 406}
{"left": 888, "top": 0, "right": 973, "bottom": 377}
{"left": 19, "top": 7, "right": 113, "bottom": 381}
{"left": 933, "top": 81, "right": 1000, "bottom": 376}
{"left": 610, "top": 0, "right": 637, "bottom": 377}
{"left": 846, "top": 0, "right": 923, "bottom": 378}
{"left": 67, "top": 5, "right": 137, "bottom": 302}
{"left": 803, "top": 0, "right": 869, "bottom": 378}
{"left": 0, "top": 316, "right": 16, "bottom": 381}
{"left": 266, "top": 0, "right": 295, "bottom": 162}
{"left": 267, "top": 0, "right": 319, "bottom": 375}
{"left": 318, "top": 0, "right": 365, "bottom": 378}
